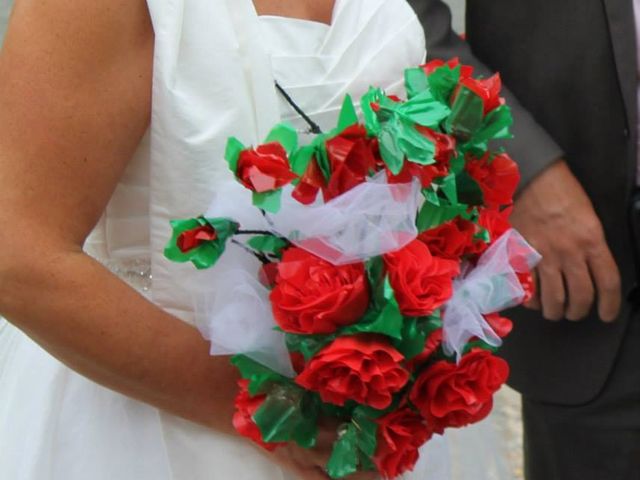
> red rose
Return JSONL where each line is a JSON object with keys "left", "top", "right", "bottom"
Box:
{"left": 406, "top": 328, "right": 443, "bottom": 371}
{"left": 177, "top": 225, "right": 217, "bottom": 253}
{"left": 270, "top": 247, "right": 369, "bottom": 334}
{"left": 295, "top": 335, "right": 410, "bottom": 409}
{"left": 422, "top": 57, "right": 474, "bottom": 79}
{"left": 323, "top": 125, "right": 380, "bottom": 201}
{"left": 483, "top": 313, "right": 513, "bottom": 338}
{"left": 233, "top": 380, "right": 283, "bottom": 451}
{"left": 237, "top": 142, "right": 298, "bottom": 193}
{"left": 418, "top": 218, "right": 478, "bottom": 261}
{"left": 384, "top": 240, "right": 460, "bottom": 317}
{"left": 373, "top": 408, "right": 433, "bottom": 479}
{"left": 459, "top": 73, "right": 503, "bottom": 114}
{"left": 466, "top": 153, "right": 520, "bottom": 208}
{"left": 410, "top": 350, "right": 509, "bottom": 433}
{"left": 478, "top": 207, "right": 512, "bottom": 244}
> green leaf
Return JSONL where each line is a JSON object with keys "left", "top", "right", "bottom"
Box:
{"left": 427, "top": 64, "right": 461, "bottom": 104}
{"left": 378, "top": 122, "right": 406, "bottom": 175}
{"left": 404, "top": 67, "right": 430, "bottom": 99}
{"left": 289, "top": 145, "right": 315, "bottom": 176}
{"left": 352, "top": 407, "right": 379, "bottom": 458}
{"left": 422, "top": 187, "right": 441, "bottom": 206}
{"left": 325, "top": 407, "right": 381, "bottom": 479}
{"left": 337, "top": 94, "right": 359, "bottom": 131}
{"left": 342, "top": 298, "right": 404, "bottom": 340}
{"left": 286, "top": 333, "right": 335, "bottom": 361}
{"left": 253, "top": 385, "right": 319, "bottom": 448}
{"left": 231, "top": 354, "right": 290, "bottom": 396}
{"left": 164, "top": 217, "right": 239, "bottom": 269}
{"left": 416, "top": 203, "right": 469, "bottom": 231}
{"left": 326, "top": 425, "right": 360, "bottom": 479}
{"left": 265, "top": 123, "right": 298, "bottom": 155}
{"left": 467, "top": 104, "right": 514, "bottom": 151}
{"left": 449, "top": 153, "right": 465, "bottom": 175}
{"left": 314, "top": 140, "right": 332, "bottom": 181}
{"left": 225, "top": 137, "right": 245, "bottom": 174}
{"left": 360, "top": 87, "right": 385, "bottom": 135}
{"left": 435, "top": 173, "right": 458, "bottom": 205}
{"left": 393, "top": 314, "right": 443, "bottom": 360}
{"left": 247, "top": 235, "right": 289, "bottom": 256}
{"left": 445, "top": 86, "right": 485, "bottom": 141}
{"left": 253, "top": 190, "right": 282, "bottom": 213}
{"left": 365, "top": 256, "right": 386, "bottom": 310}
{"left": 456, "top": 171, "right": 484, "bottom": 206}
{"left": 397, "top": 89, "right": 451, "bottom": 129}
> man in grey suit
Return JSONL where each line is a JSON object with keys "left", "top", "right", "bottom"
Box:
{"left": 408, "top": 1, "right": 640, "bottom": 478}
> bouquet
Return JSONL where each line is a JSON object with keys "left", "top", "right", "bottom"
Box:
{"left": 164, "top": 58, "right": 541, "bottom": 479}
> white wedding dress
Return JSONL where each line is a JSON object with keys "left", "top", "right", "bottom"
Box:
{"left": 0, "top": 1, "right": 514, "bottom": 479}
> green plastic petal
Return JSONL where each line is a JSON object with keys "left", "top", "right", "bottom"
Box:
{"left": 290, "top": 145, "right": 315, "bottom": 176}
{"left": 253, "top": 385, "right": 319, "bottom": 448}
{"left": 337, "top": 94, "right": 358, "bottom": 131}
{"left": 445, "top": 86, "right": 485, "bottom": 141}
{"left": 435, "top": 173, "right": 458, "bottom": 205}
{"left": 225, "top": 137, "right": 245, "bottom": 175}
{"left": 456, "top": 171, "right": 484, "bottom": 206}
{"left": 265, "top": 123, "right": 298, "bottom": 156}
{"left": 360, "top": 87, "right": 385, "bottom": 135}
{"left": 466, "top": 104, "right": 514, "bottom": 152}
{"left": 397, "top": 89, "right": 451, "bottom": 129}
{"left": 342, "top": 299, "right": 404, "bottom": 340}
{"left": 393, "top": 313, "right": 443, "bottom": 360}
{"left": 416, "top": 204, "right": 469, "bottom": 231}
{"left": 404, "top": 67, "right": 430, "bottom": 99}
{"left": 327, "top": 425, "right": 359, "bottom": 479}
{"left": 427, "top": 64, "right": 461, "bottom": 104}
{"left": 286, "top": 333, "right": 336, "bottom": 361}
{"left": 253, "top": 190, "right": 282, "bottom": 213}
{"left": 326, "top": 407, "right": 379, "bottom": 479}
{"left": 231, "top": 354, "right": 290, "bottom": 396}
{"left": 247, "top": 235, "right": 289, "bottom": 257}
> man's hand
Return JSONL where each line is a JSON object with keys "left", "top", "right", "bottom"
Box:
{"left": 511, "top": 160, "right": 621, "bottom": 322}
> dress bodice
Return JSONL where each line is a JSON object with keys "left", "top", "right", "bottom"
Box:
{"left": 85, "top": 0, "right": 426, "bottom": 322}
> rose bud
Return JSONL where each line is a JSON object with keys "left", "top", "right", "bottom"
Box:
{"left": 237, "top": 142, "right": 298, "bottom": 193}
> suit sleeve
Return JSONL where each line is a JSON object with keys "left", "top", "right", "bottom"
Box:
{"left": 407, "top": 0, "right": 563, "bottom": 189}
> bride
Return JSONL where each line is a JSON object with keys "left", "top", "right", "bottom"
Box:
{"left": 0, "top": 1, "right": 513, "bottom": 479}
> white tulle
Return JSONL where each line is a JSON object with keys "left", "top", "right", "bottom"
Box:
{"left": 267, "top": 173, "right": 420, "bottom": 265}
{"left": 442, "top": 229, "right": 542, "bottom": 360}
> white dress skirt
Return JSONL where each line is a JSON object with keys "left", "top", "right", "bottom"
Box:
{"left": 0, "top": 1, "right": 513, "bottom": 479}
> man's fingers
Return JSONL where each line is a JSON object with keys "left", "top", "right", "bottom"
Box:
{"left": 563, "top": 258, "right": 595, "bottom": 321}
{"left": 539, "top": 265, "right": 565, "bottom": 321}
{"left": 588, "top": 246, "right": 622, "bottom": 322}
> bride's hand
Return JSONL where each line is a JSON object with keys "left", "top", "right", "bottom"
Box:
{"left": 270, "top": 422, "right": 378, "bottom": 480}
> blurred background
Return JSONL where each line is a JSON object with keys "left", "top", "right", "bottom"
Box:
{"left": 447, "top": 0, "right": 466, "bottom": 33}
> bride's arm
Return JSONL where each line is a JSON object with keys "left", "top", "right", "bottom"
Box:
{"left": 0, "top": 0, "right": 243, "bottom": 433}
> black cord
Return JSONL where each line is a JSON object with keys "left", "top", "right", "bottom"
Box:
{"left": 231, "top": 239, "right": 270, "bottom": 265}
{"left": 275, "top": 81, "right": 323, "bottom": 135}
